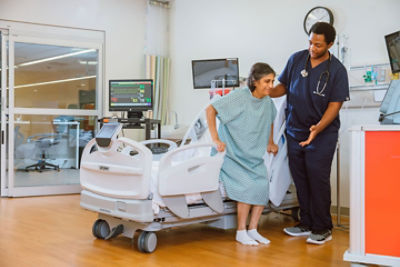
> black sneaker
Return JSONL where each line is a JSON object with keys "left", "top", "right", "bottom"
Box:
{"left": 306, "top": 229, "right": 332, "bottom": 244}
{"left": 283, "top": 223, "right": 311, "bottom": 237}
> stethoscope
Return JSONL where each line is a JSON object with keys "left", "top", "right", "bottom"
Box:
{"left": 300, "top": 52, "right": 331, "bottom": 97}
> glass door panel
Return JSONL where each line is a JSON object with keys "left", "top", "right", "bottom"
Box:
{"left": 7, "top": 34, "right": 102, "bottom": 197}
{"left": 13, "top": 115, "right": 96, "bottom": 187}
{"left": 14, "top": 42, "right": 98, "bottom": 110}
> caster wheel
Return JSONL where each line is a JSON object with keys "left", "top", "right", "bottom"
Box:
{"left": 137, "top": 231, "right": 157, "bottom": 253}
{"left": 92, "top": 219, "right": 110, "bottom": 239}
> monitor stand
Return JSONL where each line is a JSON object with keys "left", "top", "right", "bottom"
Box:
{"left": 127, "top": 111, "right": 144, "bottom": 128}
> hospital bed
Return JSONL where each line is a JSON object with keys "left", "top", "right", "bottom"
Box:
{"left": 80, "top": 97, "right": 298, "bottom": 253}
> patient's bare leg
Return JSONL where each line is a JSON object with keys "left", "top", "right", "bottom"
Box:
{"left": 236, "top": 202, "right": 258, "bottom": 245}
{"left": 247, "top": 205, "right": 270, "bottom": 244}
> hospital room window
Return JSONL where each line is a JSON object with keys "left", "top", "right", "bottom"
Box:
{"left": 14, "top": 42, "right": 98, "bottom": 110}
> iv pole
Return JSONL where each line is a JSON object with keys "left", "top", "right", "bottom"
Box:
{"left": 209, "top": 78, "right": 236, "bottom": 99}
{"left": 336, "top": 139, "right": 348, "bottom": 230}
{"left": 334, "top": 34, "right": 349, "bottom": 230}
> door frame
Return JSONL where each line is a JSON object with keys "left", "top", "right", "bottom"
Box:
{"left": 0, "top": 29, "right": 9, "bottom": 196}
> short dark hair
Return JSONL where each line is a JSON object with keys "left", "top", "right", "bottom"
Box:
{"left": 247, "top": 63, "right": 275, "bottom": 92}
{"left": 309, "top": 22, "right": 336, "bottom": 44}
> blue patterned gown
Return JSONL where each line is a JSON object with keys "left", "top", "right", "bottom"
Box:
{"left": 212, "top": 88, "right": 276, "bottom": 205}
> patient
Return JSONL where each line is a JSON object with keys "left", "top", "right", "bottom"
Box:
{"left": 206, "top": 62, "right": 278, "bottom": 246}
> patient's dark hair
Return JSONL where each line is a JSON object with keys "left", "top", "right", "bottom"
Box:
{"left": 309, "top": 22, "right": 336, "bottom": 44}
{"left": 247, "top": 63, "right": 275, "bottom": 92}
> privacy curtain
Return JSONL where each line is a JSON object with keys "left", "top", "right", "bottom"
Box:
{"left": 145, "top": 55, "right": 170, "bottom": 124}
{"left": 145, "top": 1, "right": 171, "bottom": 125}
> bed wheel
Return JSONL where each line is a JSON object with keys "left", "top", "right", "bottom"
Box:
{"left": 92, "top": 219, "right": 110, "bottom": 239}
{"left": 137, "top": 231, "right": 157, "bottom": 253}
{"left": 291, "top": 207, "right": 300, "bottom": 222}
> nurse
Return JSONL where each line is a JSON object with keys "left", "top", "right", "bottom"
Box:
{"left": 270, "top": 22, "right": 349, "bottom": 244}
{"left": 207, "top": 62, "right": 278, "bottom": 246}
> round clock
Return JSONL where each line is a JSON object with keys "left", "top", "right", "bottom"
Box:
{"left": 303, "top": 6, "right": 334, "bottom": 34}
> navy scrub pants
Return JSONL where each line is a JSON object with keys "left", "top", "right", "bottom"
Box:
{"left": 287, "top": 131, "right": 338, "bottom": 232}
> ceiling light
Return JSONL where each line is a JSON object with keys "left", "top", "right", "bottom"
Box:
{"left": 14, "top": 75, "right": 96, "bottom": 89}
{"left": 18, "top": 49, "right": 96, "bottom": 67}
{"left": 79, "top": 60, "right": 98, "bottom": 65}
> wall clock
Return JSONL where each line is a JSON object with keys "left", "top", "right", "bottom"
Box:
{"left": 303, "top": 7, "right": 334, "bottom": 34}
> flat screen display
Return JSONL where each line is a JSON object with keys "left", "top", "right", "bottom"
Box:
{"left": 192, "top": 58, "right": 239, "bottom": 89}
{"left": 109, "top": 80, "right": 153, "bottom": 111}
{"left": 379, "top": 80, "right": 400, "bottom": 124}
{"left": 385, "top": 30, "right": 400, "bottom": 74}
{"left": 96, "top": 123, "right": 120, "bottom": 139}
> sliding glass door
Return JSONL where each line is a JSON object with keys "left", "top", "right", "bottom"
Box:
{"left": 0, "top": 29, "right": 8, "bottom": 196}
{"left": 1, "top": 22, "right": 104, "bottom": 197}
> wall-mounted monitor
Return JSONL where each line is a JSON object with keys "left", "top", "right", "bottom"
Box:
{"left": 385, "top": 30, "right": 400, "bottom": 74}
{"left": 192, "top": 58, "right": 239, "bottom": 89}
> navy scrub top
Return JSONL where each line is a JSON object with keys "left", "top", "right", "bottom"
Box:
{"left": 278, "top": 50, "right": 350, "bottom": 141}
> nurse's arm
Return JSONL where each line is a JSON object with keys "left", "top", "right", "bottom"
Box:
{"left": 299, "top": 101, "right": 343, "bottom": 147}
{"left": 206, "top": 105, "right": 226, "bottom": 152}
{"left": 269, "top": 83, "right": 287, "bottom": 98}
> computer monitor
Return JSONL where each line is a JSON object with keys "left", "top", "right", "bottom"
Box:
{"left": 385, "top": 30, "right": 400, "bottom": 74}
{"left": 192, "top": 58, "right": 239, "bottom": 89}
{"left": 109, "top": 79, "right": 153, "bottom": 118}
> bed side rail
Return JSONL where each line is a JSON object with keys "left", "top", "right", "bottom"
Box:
{"left": 158, "top": 143, "right": 226, "bottom": 218}
{"left": 80, "top": 137, "right": 152, "bottom": 199}
{"left": 158, "top": 143, "right": 225, "bottom": 196}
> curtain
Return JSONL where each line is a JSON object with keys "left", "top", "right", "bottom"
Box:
{"left": 145, "top": 1, "right": 171, "bottom": 124}
{"left": 145, "top": 54, "right": 170, "bottom": 124}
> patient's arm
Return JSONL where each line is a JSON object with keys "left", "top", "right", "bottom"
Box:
{"left": 269, "top": 83, "right": 287, "bottom": 98}
{"left": 206, "top": 105, "right": 226, "bottom": 152}
{"left": 267, "top": 123, "right": 278, "bottom": 155}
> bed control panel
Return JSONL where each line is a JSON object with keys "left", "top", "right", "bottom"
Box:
{"left": 95, "top": 122, "right": 122, "bottom": 148}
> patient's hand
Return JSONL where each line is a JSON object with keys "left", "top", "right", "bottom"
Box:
{"left": 267, "top": 143, "right": 278, "bottom": 155}
{"left": 214, "top": 139, "right": 226, "bottom": 152}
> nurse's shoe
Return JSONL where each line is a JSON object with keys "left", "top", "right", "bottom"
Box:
{"left": 283, "top": 223, "right": 311, "bottom": 237}
{"left": 306, "top": 230, "right": 332, "bottom": 245}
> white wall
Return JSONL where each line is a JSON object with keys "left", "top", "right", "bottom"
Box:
{"left": 169, "top": 0, "right": 400, "bottom": 208}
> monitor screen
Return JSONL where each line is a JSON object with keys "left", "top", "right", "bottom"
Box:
{"left": 385, "top": 30, "right": 400, "bottom": 74}
{"left": 379, "top": 80, "right": 400, "bottom": 124}
{"left": 192, "top": 58, "right": 239, "bottom": 89}
{"left": 96, "top": 123, "right": 120, "bottom": 139}
{"left": 109, "top": 80, "right": 153, "bottom": 111}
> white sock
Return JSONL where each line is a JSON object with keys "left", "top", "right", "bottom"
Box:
{"left": 236, "top": 230, "right": 258, "bottom": 245}
{"left": 247, "top": 229, "right": 270, "bottom": 245}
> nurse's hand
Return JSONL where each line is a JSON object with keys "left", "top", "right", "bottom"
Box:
{"left": 267, "top": 143, "right": 279, "bottom": 155}
{"left": 299, "top": 125, "right": 318, "bottom": 147}
{"left": 214, "top": 139, "right": 226, "bottom": 152}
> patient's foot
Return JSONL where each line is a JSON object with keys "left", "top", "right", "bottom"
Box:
{"left": 236, "top": 230, "right": 258, "bottom": 245}
{"left": 247, "top": 229, "right": 270, "bottom": 244}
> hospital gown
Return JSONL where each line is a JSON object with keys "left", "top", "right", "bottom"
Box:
{"left": 212, "top": 88, "right": 276, "bottom": 206}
